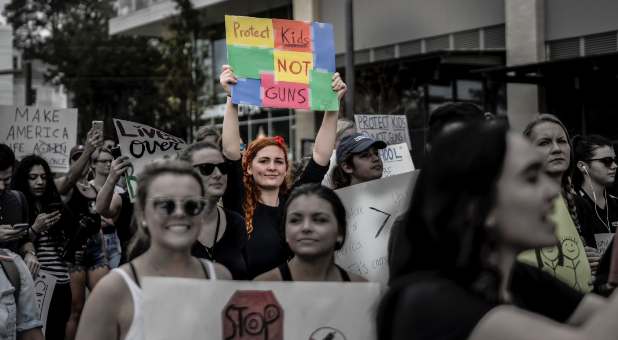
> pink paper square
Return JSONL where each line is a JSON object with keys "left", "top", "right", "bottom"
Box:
{"left": 260, "top": 73, "right": 310, "bottom": 109}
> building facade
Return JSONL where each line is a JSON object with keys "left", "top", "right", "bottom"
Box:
{"left": 110, "top": 0, "right": 618, "bottom": 163}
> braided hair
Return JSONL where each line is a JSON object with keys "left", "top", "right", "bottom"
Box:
{"left": 242, "top": 137, "right": 290, "bottom": 237}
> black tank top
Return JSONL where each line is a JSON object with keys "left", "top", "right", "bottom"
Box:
{"left": 278, "top": 263, "right": 351, "bottom": 282}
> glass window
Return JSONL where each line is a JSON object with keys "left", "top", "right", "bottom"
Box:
{"left": 456, "top": 80, "right": 483, "bottom": 101}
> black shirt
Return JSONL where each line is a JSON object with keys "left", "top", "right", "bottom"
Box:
{"left": 574, "top": 190, "right": 618, "bottom": 252}
{"left": 384, "top": 262, "right": 584, "bottom": 340}
{"left": 0, "top": 190, "right": 29, "bottom": 252}
{"left": 192, "top": 208, "right": 248, "bottom": 279}
{"left": 223, "top": 157, "right": 329, "bottom": 278}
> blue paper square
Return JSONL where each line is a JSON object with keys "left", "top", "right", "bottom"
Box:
{"left": 231, "top": 78, "right": 262, "bottom": 106}
{"left": 312, "top": 22, "right": 336, "bottom": 72}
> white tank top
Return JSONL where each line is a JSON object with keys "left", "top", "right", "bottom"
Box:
{"left": 113, "top": 260, "right": 217, "bottom": 340}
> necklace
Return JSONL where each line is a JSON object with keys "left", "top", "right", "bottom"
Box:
{"left": 204, "top": 207, "right": 221, "bottom": 261}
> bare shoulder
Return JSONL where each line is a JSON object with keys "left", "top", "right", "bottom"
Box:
{"left": 90, "top": 268, "right": 131, "bottom": 301}
{"left": 469, "top": 305, "right": 578, "bottom": 340}
{"left": 213, "top": 263, "right": 233, "bottom": 280}
{"left": 253, "top": 268, "right": 282, "bottom": 281}
{"left": 346, "top": 271, "right": 367, "bottom": 282}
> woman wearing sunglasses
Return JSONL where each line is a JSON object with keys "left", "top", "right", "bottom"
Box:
{"left": 75, "top": 160, "right": 231, "bottom": 340}
{"left": 573, "top": 135, "right": 618, "bottom": 256}
{"left": 219, "top": 65, "right": 347, "bottom": 278}
{"left": 180, "top": 141, "right": 249, "bottom": 279}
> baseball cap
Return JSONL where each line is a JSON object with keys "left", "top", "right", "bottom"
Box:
{"left": 70, "top": 145, "right": 85, "bottom": 161}
{"left": 336, "top": 132, "right": 387, "bottom": 164}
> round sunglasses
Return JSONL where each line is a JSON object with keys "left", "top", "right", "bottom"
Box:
{"left": 148, "top": 197, "right": 207, "bottom": 217}
{"left": 193, "top": 162, "right": 230, "bottom": 176}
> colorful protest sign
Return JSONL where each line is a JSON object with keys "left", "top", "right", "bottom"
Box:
{"left": 34, "top": 271, "right": 56, "bottom": 335}
{"left": 113, "top": 119, "right": 186, "bottom": 200}
{"left": 143, "top": 278, "right": 381, "bottom": 340}
{"left": 225, "top": 15, "right": 337, "bottom": 111}
{"left": 0, "top": 105, "right": 78, "bottom": 172}
{"left": 354, "top": 114, "right": 412, "bottom": 150}
{"left": 380, "top": 143, "right": 415, "bottom": 177}
{"left": 335, "top": 171, "right": 419, "bottom": 283}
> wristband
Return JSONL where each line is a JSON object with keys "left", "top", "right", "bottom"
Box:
{"left": 25, "top": 250, "right": 36, "bottom": 257}
{"left": 29, "top": 226, "right": 40, "bottom": 237}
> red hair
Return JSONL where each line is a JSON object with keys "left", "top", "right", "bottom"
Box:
{"left": 242, "top": 136, "right": 290, "bottom": 237}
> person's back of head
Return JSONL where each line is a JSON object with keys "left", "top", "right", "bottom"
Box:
{"left": 0, "top": 143, "right": 15, "bottom": 172}
{"left": 426, "top": 102, "right": 486, "bottom": 150}
{"left": 195, "top": 126, "right": 222, "bottom": 147}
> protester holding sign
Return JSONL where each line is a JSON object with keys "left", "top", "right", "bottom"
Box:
{"left": 179, "top": 141, "right": 249, "bottom": 279}
{"left": 11, "top": 155, "right": 71, "bottom": 340}
{"left": 255, "top": 183, "right": 365, "bottom": 282}
{"left": 519, "top": 114, "right": 594, "bottom": 292}
{"left": 75, "top": 160, "right": 231, "bottom": 340}
{"left": 331, "top": 133, "right": 387, "bottom": 189}
{"left": 377, "top": 122, "right": 618, "bottom": 340}
{"left": 220, "top": 65, "right": 346, "bottom": 278}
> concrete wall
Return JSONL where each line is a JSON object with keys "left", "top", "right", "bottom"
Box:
{"left": 546, "top": 0, "right": 618, "bottom": 40}
{"left": 320, "top": 0, "right": 505, "bottom": 53}
{"left": 0, "top": 26, "right": 13, "bottom": 105}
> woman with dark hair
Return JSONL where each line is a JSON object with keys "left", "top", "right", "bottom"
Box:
{"left": 519, "top": 114, "right": 593, "bottom": 291}
{"left": 572, "top": 135, "right": 618, "bottom": 254}
{"left": 75, "top": 160, "right": 231, "bottom": 340}
{"left": 179, "top": 141, "right": 248, "bottom": 279}
{"left": 12, "top": 155, "right": 71, "bottom": 340}
{"left": 255, "top": 183, "right": 364, "bottom": 282}
{"left": 377, "top": 122, "right": 618, "bottom": 340}
{"left": 219, "top": 65, "right": 347, "bottom": 278}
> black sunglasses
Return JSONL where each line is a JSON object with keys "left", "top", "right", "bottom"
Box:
{"left": 148, "top": 197, "right": 207, "bottom": 217}
{"left": 587, "top": 157, "right": 618, "bottom": 168}
{"left": 193, "top": 162, "right": 230, "bottom": 176}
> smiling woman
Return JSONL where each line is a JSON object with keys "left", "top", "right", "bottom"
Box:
{"left": 75, "top": 160, "right": 231, "bottom": 340}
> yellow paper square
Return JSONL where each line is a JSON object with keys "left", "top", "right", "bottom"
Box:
{"left": 274, "top": 50, "right": 313, "bottom": 84}
{"left": 225, "top": 15, "right": 274, "bottom": 48}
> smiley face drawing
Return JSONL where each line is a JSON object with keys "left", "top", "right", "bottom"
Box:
{"left": 561, "top": 236, "right": 582, "bottom": 291}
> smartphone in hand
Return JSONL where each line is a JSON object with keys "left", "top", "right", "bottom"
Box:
{"left": 45, "top": 202, "right": 63, "bottom": 213}
{"left": 12, "top": 223, "right": 29, "bottom": 234}
{"left": 92, "top": 120, "right": 104, "bottom": 134}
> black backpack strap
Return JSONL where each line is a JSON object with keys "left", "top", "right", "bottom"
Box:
{"left": 0, "top": 250, "right": 21, "bottom": 303}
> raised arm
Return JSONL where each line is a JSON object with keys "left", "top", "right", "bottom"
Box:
{"left": 219, "top": 65, "right": 241, "bottom": 161}
{"left": 95, "top": 156, "right": 129, "bottom": 220}
{"left": 55, "top": 127, "right": 102, "bottom": 195}
{"left": 312, "top": 72, "right": 347, "bottom": 166}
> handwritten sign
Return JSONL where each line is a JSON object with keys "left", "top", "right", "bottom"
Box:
{"left": 380, "top": 143, "right": 415, "bottom": 177}
{"left": 354, "top": 114, "right": 412, "bottom": 150}
{"left": 335, "top": 171, "right": 418, "bottom": 283}
{"left": 0, "top": 105, "right": 77, "bottom": 172}
{"left": 143, "top": 278, "right": 381, "bottom": 340}
{"left": 261, "top": 73, "right": 309, "bottom": 109}
{"left": 34, "top": 271, "right": 56, "bottom": 335}
{"left": 226, "top": 15, "right": 337, "bottom": 111}
{"left": 113, "top": 119, "right": 186, "bottom": 200}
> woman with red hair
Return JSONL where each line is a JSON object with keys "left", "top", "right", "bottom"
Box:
{"left": 219, "top": 65, "right": 347, "bottom": 278}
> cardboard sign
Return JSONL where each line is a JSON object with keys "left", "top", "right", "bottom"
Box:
{"left": 335, "top": 171, "right": 419, "bottom": 283}
{"left": 113, "top": 119, "right": 186, "bottom": 200}
{"left": 143, "top": 278, "right": 381, "bottom": 340}
{"left": 226, "top": 15, "right": 337, "bottom": 111}
{"left": 354, "top": 114, "right": 412, "bottom": 150}
{"left": 34, "top": 271, "right": 56, "bottom": 335}
{"left": 0, "top": 105, "right": 78, "bottom": 172}
{"left": 379, "top": 143, "right": 415, "bottom": 177}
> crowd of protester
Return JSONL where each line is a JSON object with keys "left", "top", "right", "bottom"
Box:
{"left": 1, "top": 64, "right": 618, "bottom": 340}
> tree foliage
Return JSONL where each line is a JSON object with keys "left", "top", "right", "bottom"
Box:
{"left": 4, "top": 0, "right": 208, "bottom": 141}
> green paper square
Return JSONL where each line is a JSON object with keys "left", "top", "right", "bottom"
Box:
{"left": 310, "top": 70, "right": 339, "bottom": 111}
{"left": 227, "top": 45, "right": 274, "bottom": 79}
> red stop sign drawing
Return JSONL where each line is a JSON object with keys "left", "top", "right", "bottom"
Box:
{"left": 222, "top": 290, "right": 283, "bottom": 340}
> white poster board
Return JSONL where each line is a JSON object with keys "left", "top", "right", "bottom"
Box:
{"left": 335, "top": 171, "right": 418, "bottom": 283}
{"left": 354, "top": 114, "right": 412, "bottom": 150}
{"left": 113, "top": 119, "right": 186, "bottom": 200}
{"left": 143, "top": 278, "right": 381, "bottom": 340}
{"left": 34, "top": 271, "right": 56, "bottom": 335}
{"left": 0, "top": 105, "right": 78, "bottom": 172}
{"left": 379, "top": 143, "right": 414, "bottom": 177}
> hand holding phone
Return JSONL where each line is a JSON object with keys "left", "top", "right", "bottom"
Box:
{"left": 92, "top": 120, "right": 104, "bottom": 135}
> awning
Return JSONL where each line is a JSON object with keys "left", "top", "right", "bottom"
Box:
{"left": 472, "top": 51, "right": 618, "bottom": 84}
